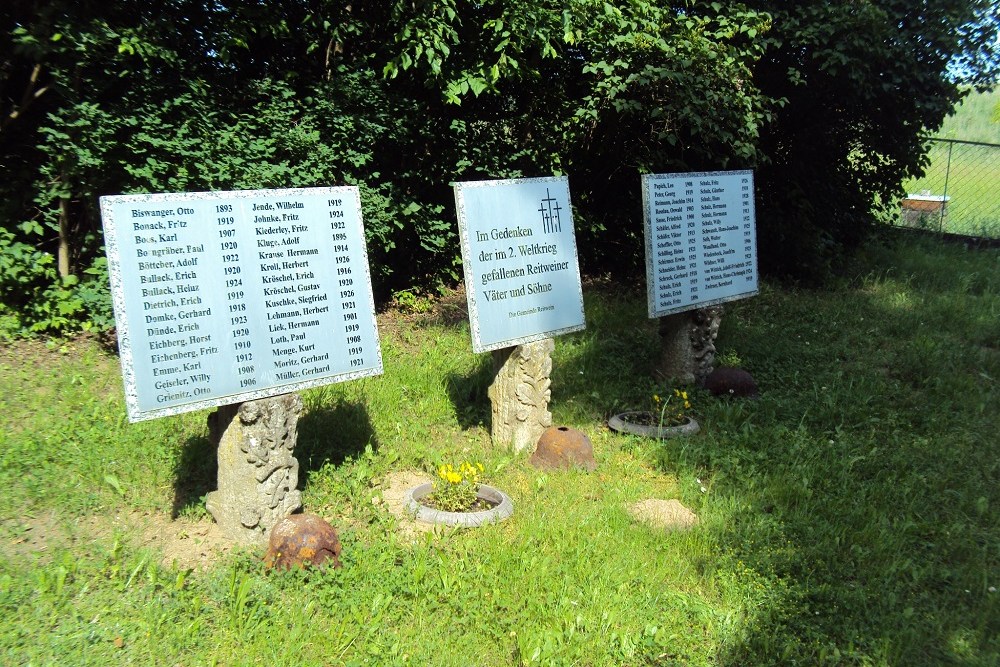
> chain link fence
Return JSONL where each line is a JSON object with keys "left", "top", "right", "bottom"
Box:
{"left": 900, "top": 138, "right": 1000, "bottom": 238}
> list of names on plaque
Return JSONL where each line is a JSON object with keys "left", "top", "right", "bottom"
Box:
{"left": 454, "top": 176, "right": 586, "bottom": 353}
{"left": 100, "top": 187, "right": 382, "bottom": 422}
{"left": 641, "top": 170, "right": 758, "bottom": 318}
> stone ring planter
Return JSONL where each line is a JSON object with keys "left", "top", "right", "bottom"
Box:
{"left": 405, "top": 483, "right": 514, "bottom": 527}
{"left": 608, "top": 412, "right": 700, "bottom": 439}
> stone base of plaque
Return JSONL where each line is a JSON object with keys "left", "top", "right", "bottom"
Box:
{"left": 657, "top": 306, "right": 723, "bottom": 386}
{"left": 488, "top": 338, "right": 554, "bottom": 453}
{"left": 657, "top": 313, "right": 696, "bottom": 385}
{"left": 205, "top": 394, "right": 303, "bottom": 546}
{"left": 691, "top": 305, "right": 724, "bottom": 385}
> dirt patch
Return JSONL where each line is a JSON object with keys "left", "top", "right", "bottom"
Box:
{"left": 377, "top": 285, "right": 470, "bottom": 333}
{"left": 628, "top": 499, "right": 699, "bottom": 531}
{"left": 1, "top": 510, "right": 73, "bottom": 560}
{"left": 2, "top": 510, "right": 235, "bottom": 570}
{"left": 133, "top": 513, "right": 234, "bottom": 570}
{"left": 0, "top": 338, "right": 66, "bottom": 366}
{"left": 376, "top": 470, "right": 435, "bottom": 541}
{"left": 3, "top": 474, "right": 444, "bottom": 569}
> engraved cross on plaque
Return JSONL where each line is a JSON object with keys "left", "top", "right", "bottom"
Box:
{"left": 538, "top": 188, "right": 562, "bottom": 234}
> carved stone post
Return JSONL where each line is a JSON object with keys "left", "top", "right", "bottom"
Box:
{"left": 657, "top": 313, "right": 696, "bottom": 385}
{"left": 205, "top": 393, "right": 303, "bottom": 546}
{"left": 657, "top": 306, "right": 724, "bottom": 386}
{"left": 488, "top": 338, "right": 554, "bottom": 453}
{"left": 691, "top": 305, "right": 724, "bottom": 385}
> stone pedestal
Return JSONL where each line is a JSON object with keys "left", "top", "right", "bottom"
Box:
{"left": 657, "top": 306, "right": 724, "bottom": 385}
{"left": 657, "top": 313, "right": 696, "bottom": 384}
{"left": 488, "top": 338, "right": 554, "bottom": 453}
{"left": 205, "top": 394, "right": 303, "bottom": 546}
{"left": 691, "top": 305, "right": 724, "bottom": 385}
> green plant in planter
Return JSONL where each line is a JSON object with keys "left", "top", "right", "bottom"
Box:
{"left": 427, "top": 462, "right": 485, "bottom": 512}
{"left": 652, "top": 389, "right": 693, "bottom": 426}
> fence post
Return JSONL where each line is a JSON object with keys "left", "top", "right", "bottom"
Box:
{"left": 939, "top": 140, "right": 953, "bottom": 233}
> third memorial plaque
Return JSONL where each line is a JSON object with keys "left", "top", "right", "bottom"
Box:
{"left": 641, "top": 170, "right": 758, "bottom": 318}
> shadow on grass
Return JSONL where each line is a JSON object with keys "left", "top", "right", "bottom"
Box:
{"left": 549, "top": 319, "right": 662, "bottom": 421}
{"left": 296, "top": 397, "right": 378, "bottom": 487}
{"left": 445, "top": 353, "right": 494, "bottom": 430}
{"left": 169, "top": 397, "right": 378, "bottom": 518}
{"left": 442, "top": 320, "right": 659, "bottom": 433}
{"left": 655, "top": 421, "right": 999, "bottom": 665}
{"left": 171, "top": 430, "right": 217, "bottom": 518}
{"left": 639, "top": 238, "right": 1000, "bottom": 664}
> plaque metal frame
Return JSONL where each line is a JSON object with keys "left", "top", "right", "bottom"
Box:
{"left": 101, "top": 186, "right": 383, "bottom": 422}
{"left": 641, "top": 170, "right": 759, "bottom": 318}
{"left": 454, "top": 176, "right": 586, "bottom": 353}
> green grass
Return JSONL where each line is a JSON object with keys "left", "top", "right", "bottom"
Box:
{"left": 1, "top": 231, "right": 999, "bottom": 665}
{"left": 935, "top": 88, "right": 1000, "bottom": 145}
{"left": 899, "top": 87, "right": 1000, "bottom": 237}
{"left": 902, "top": 140, "right": 1000, "bottom": 237}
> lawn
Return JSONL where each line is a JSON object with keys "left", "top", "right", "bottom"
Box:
{"left": 900, "top": 87, "right": 1000, "bottom": 238}
{"left": 0, "top": 231, "right": 998, "bottom": 666}
{"left": 935, "top": 88, "right": 1000, "bottom": 146}
{"left": 902, "top": 140, "right": 1000, "bottom": 237}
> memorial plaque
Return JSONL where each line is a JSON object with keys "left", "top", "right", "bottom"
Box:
{"left": 100, "top": 187, "right": 383, "bottom": 422}
{"left": 641, "top": 170, "right": 758, "bottom": 318}
{"left": 454, "top": 177, "right": 586, "bottom": 352}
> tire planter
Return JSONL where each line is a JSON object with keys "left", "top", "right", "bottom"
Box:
{"left": 607, "top": 412, "right": 700, "bottom": 439}
{"left": 405, "top": 483, "right": 514, "bottom": 527}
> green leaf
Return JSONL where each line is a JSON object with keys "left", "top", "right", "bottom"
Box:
{"left": 468, "top": 77, "right": 488, "bottom": 96}
{"left": 104, "top": 474, "right": 125, "bottom": 497}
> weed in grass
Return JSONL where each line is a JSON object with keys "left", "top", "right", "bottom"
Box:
{"left": 226, "top": 566, "right": 263, "bottom": 638}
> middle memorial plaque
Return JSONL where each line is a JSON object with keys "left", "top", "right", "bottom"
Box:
{"left": 454, "top": 177, "right": 586, "bottom": 352}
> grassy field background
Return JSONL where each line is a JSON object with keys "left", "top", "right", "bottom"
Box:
{"left": 935, "top": 88, "right": 1000, "bottom": 145}
{"left": 0, "top": 231, "right": 998, "bottom": 665}
{"left": 901, "top": 88, "right": 1000, "bottom": 237}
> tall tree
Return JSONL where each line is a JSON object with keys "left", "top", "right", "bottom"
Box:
{"left": 2, "top": 0, "right": 996, "bottom": 335}
{"left": 378, "top": 0, "right": 775, "bottom": 274}
{"left": 745, "top": 0, "right": 1000, "bottom": 277}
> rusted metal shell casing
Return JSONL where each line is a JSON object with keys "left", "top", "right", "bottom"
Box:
{"left": 530, "top": 426, "right": 597, "bottom": 471}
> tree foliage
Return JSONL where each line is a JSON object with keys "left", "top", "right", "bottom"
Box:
{"left": 1, "top": 0, "right": 996, "bottom": 335}
{"left": 746, "top": 0, "right": 999, "bottom": 277}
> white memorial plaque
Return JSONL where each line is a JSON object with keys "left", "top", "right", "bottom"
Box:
{"left": 100, "top": 187, "right": 383, "bottom": 422}
{"left": 642, "top": 170, "right": 758, "bottom": 317}
{"left": 454, "top": 177, "right": 586, "bottom": 352}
